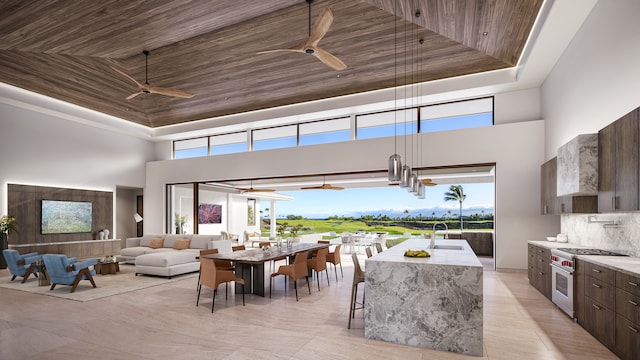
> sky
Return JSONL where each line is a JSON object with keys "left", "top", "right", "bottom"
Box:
{"left": 263, "top": 183, "right": 495, "bottom": 219}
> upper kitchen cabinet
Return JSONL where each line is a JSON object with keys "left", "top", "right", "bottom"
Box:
{"left": 541, "top": 158, "right": 559, "bottom": 215}
{"left": 598, "top": 107, "right": 640, "bottom": 212}
{"left": 541, "top": 157, "right": 597, "bottom": 215}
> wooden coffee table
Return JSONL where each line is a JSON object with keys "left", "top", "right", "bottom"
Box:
{"left": 94, "top": 261, "right": 120, "bottom": 275}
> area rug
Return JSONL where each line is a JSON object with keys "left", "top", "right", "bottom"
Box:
{"left": 0, "top": 265, "right": 197, "bottom": 302}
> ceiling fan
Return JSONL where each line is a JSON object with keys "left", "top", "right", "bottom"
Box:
{"left": 110, "top": 50, "right": 194, "bottom": 100}
{"left": 301, "top": 177, "right": 344, "bottom": 190}
{"left": 238, "top": 181, "right": 276, "bottom": 193}
{"left": 421, "top": 178, "right": 438, "bottom": 187}
{"left": 257, "top": 0, "right": 346, "bottom": 71}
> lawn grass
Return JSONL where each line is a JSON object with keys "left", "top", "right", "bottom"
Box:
{"left": 262, "top": 219, "right": 494, "bottom": 237}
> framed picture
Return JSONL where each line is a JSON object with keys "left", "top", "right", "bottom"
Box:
{"left": 247, "top": 199, "right": 256, "bottom": 226}
{"left": 198, "top": 203, "right": 222, "bottom": 224}
{"left": 41, "top": 200, "right": 92, "bottom": 234}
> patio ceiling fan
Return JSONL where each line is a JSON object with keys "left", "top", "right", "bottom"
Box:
{"left": 421, "top": 178, "right": 438, "bottom": 187}
{"left": 257, "top": 0, "right": 346, "bottom": 71}
{"left": 238, "top": 181, "right": 276, "bottom": 193}
{"left": 301, "top": 176, "right": 344, "bottom": 190}
{"left": 110, "top": 50, "right": 194, "bottom": 100}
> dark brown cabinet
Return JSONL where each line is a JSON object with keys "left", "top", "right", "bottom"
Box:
{"left": 528, "top": 244, "right": 551, "bottom": 300}
{"left": 574, "top": 259, "right": 585, "bottom": 325}
{"left": 615, "top": 272, "right": 640, "bottom": 360}
{"left": 540, "top": 157, "right": 597, "bottom": 215}
{"left": 583, "top": 261, "right": 616, "bottom": 351}
{"left": 540, "top": 158, "right": 559, "bottom": 215}
{"left": 575, "top": 259, "right": 640, "bottom": 359}
{"left": 598, "top": 107, "right": 640, "bottom": 212}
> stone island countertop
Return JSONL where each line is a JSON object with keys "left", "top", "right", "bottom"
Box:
{"left": 364, "top": 239, "right": 483, "bottom": 356}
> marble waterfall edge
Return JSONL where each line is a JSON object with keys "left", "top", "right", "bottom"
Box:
{"left": 364, "top": 239, "right": 483, "bottom": 356}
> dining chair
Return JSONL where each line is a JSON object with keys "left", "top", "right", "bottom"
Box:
{"left": 232, "top": 245, "right": 246, "bottom": 251}
{"left": 197, "top": 249, "right": 234, "bottom": 291}
{"left": 341, "top": 233, "right": 353, "bottom": 253}
{"left": 326, "top": 244, "right": 343, "bottom": 281}
{"left": 348, "top": 253, "right": 366, "bottom": 329}
{"left": 385, "top": 239, "right": 395, "bottom": 249}
{"left": 197, "top": 258, "right": 245, "bottom": 313}
{"left": 312, "top": 240, "right": 330, "bottom": 256}
{"left": 375, "top": 243, "right": 384, "bottom": 254}
{"left": 307, "top": 247, "right": 329, "bottom": 291}
{"left": 365, "top": 247, "right": 373, "bottom": 258}
{"left": 270, "top": 252, "right": 310, "bottom": 301}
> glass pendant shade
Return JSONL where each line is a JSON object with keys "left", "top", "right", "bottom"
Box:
{"left": 400, "top": 165, "right": 412, "bottom": 188}
{"left": 388, "top": 154, "right": 402, "bottom": 182}
{"left": 411, "top": 173, "right": 420, "bottom": 194}
{"left": 408, "top": 173, "right": 418, "bottom": 193}
{"left": 417, "top": 182, "right": 425, "bottom": 199}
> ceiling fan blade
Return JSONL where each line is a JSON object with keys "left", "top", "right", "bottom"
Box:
{"left": 110, "top": 66, "right": 144, "bottom": 89}
{"left": 301, "top": 183, "right": 343, "bottom": 190}
{"left": 257, "top": 41, "right": 306, "bottom": 55}
{"left": 126, "top": 91, "right": 142, "bottom": 100}
{"left": 148, "top": 86, "right": 195, "bottom": 99}
{"left": 421, "top": 178, "right": 438, "bottom": 186}
{"left": 324, "top": 184, "right": 344, "bottom": 190}
{"left": 306, "top": 7, "right": 333, "bottom": 48}
{"left": 241, "top": 188, "right": 276, "bottom": 193}
{"left": 312, "top": 47, "right": 347, "bottom": 70}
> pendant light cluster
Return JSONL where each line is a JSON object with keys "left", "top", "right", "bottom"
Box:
{"left": 388, "top": 9, "right": 425, "bottom": 200}
{"left": 388, "top": 1, "right": 403, "bottom": 184}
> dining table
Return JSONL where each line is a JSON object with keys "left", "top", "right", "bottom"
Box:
{"left": 201, "top": 242, "right": 330, "bottom": 297}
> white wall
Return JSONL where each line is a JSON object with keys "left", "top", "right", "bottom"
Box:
{"left": 0, "top": 102, "right": 155, "bottom": 238}
{"left": 541, "top": 0, "right": 640, "bottom": 160}
{"left": 541, "top": 0, "right": 640, "bottom": 250}
{"left": 145, "top": 119, "right": 556, "bottom": 269}
{"left": 197, "top": 190, "right": 227, "bottom": 235}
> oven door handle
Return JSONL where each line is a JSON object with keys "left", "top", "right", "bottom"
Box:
{"left": 550, "top": 263, "right": 573, "bottom": 275}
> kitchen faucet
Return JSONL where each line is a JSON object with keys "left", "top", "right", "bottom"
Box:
{"left": 432, "top": 222, "right": 449, "bottom": 239}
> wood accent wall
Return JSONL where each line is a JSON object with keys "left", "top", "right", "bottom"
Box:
{"left": 9, "top": 239, "right": 120, "bottom": 260}
{"left": 7, "top": 184, "right": 113, "bottom": 246}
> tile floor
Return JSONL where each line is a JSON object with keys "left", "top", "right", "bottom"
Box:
{"left": 0, "top": 255, "right": 618, "bottom": 360}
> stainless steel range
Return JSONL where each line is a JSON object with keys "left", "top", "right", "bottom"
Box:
{"left": 549, "top": 247, "right": 627, "bottom": 318}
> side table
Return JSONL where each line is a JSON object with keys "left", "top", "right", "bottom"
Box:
{"left": 94, "top": 261, "right": 120, "bottom": 275}
{"left": 35, "top": 263, "right": 50, "bottom": 286}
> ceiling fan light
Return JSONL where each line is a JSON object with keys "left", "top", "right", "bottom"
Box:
{"left": 388, "top": 154, "right": 402, "bottom": 182}
{"left": 400, "top": 165, "right": 411, "bottom": 188}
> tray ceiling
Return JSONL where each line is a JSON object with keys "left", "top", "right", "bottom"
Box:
{"left": 0, "top": 0, "right": 543, "bottom": 128}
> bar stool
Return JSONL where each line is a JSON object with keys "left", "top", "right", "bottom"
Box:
{"left": 348, "top": 253, "right": 366, "bottom": 329}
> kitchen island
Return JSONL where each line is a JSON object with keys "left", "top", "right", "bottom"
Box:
{"left": 365, "top": 239, "right": 483, "bottom": 356}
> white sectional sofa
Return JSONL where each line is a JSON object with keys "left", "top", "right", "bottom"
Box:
{"left": 121, "top": 234, "right": 233, "bottom": 278}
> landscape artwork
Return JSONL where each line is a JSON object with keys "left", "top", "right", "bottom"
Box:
{"left": 198, "top": 203, "right": 222, "bottom": 224}
{"left": 41, "top": 200, "right": 92, "bottom": 234}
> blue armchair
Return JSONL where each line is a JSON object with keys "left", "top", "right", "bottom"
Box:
{"left": 2, "top": 249, "right": 41, "bottom": 283}
{"left": 42, "top": 254, "right": 98, "bottom": 293}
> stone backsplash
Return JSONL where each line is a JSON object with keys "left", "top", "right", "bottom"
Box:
{"left": 561, "top": 213, "right": 640, "bottom": 257}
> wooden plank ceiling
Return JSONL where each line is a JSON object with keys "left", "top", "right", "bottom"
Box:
{"left": 0, "top": 0, "right": 543, "bottom": 128}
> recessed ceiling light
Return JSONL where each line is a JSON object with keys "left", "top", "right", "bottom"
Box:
{"left": 482, "top": 32, "right": 489, "bottom": 36}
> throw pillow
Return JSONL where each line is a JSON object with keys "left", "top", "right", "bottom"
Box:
{"left": 148, "top": 238, "right": 164, "bottom": 249}
{"left": 173, "top": 239, "right": 191, "bottom": 250}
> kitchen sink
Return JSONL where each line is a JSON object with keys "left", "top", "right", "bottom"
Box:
{"left": 433, "top": 244, "right": 464, "bottom": 250}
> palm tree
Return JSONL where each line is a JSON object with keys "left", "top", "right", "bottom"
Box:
{"left": 444, "top": 185, "right": 466, "bottom": 230}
